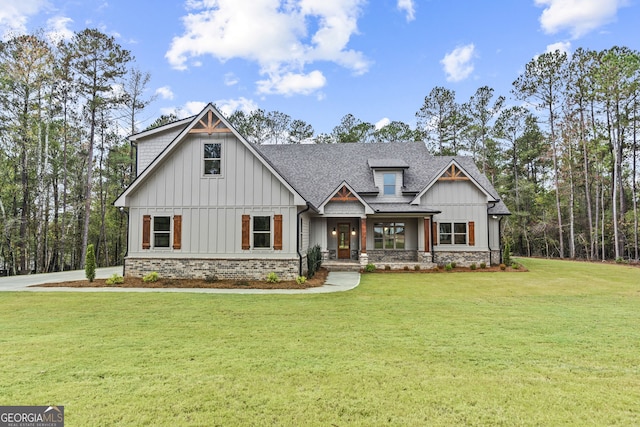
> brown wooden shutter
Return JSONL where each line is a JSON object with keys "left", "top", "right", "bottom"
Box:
{"left": 242, "top": 215, "right": 250, "bottom": 250}
{"left": 142, "top": 215, "right": 151, "bottom": 249}
{"left": 432, "top": 221, "right": 437, "bottom": 246}
{"left": 173, "top": 215, "right": 182, "bottom": 250}
{"left": 424, "top": 218, "right": 431, "bottom": 251}
{"left": 468, "top": 221, "right": 475, "bottom": 246}
{"left": 273, "top": 214, "right": 283, "bottom": 250}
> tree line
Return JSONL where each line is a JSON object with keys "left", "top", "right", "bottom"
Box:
{"left": 0, "top": 28, "right": 638, "bottom": 275}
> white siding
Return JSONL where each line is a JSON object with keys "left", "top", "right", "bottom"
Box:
{"left": 127, "top": 132, "right": 298, "bottom": 258}
{"left": 421, "top": 180, "right": 490, "bottom": 250}
{"left": 136, "top": 126, "right": 186, "bottom": 174}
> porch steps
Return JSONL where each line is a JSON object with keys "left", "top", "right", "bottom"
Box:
{"left": 322, "top": 261, "right": 362, "bottom": 272}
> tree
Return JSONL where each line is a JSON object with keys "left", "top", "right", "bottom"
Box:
{"left": 374, "top": 121, "right": 420, "bottom": 143}
{"left": 463, "top": 86, "right": 505, "bottom": 173}
{"left": 85, "top": 243, "right": 95, "bottom": 282}
{"left": 61, "top": 29, "right": 132, "bottom": 267}
{"left": 332, "top": 114, "right": 375, "bottom": 143}
{"left": 288, "top": 119, "right": 314, "bottom": 144}
{"left": 416, "top": 86, "right": 467, "bottom": 154}
{"left": 512, "top": 50, "right": 569, "bottom": 258}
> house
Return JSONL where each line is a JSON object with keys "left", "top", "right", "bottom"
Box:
{"left": 114, "top": 104, "right": 509, "bottom": 280}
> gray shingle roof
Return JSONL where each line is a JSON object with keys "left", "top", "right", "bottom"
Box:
{"left": 256, "top": 142, "right": 510, "bottom": 215}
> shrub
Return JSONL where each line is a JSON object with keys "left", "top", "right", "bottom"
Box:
{"left": 143, "top": 272, "right": 159, "bottom": 283}
{"left": 470, "top": 263, "right": 477, "bottom": 270}
{"left": 432, "top": 265, "right": 439, "bottom": 272}
{"left": 85, "top": 244, "right": 96, "bottom": 283}
{"left": 364, "top": 263, "right": 376, "bottom": 273}
{"left": 437, "top": 264, "right": 445, "bottom": 270}
{"left": 307, "top": 244, "right": 322, "bottom": 278}
{"left": 414, "top": 265, "right": 421, "bottom": 271}
{"left": 204, "top": 275, "right": 218, "bottom": 283}
{"left": 445, "top": 263, "right": 453, "bottom": 271}
{"left": 105, "top": 274, "right": 124, "bottom": 286}
{"left": 450, "top": 262, "right": 457, "bottom": 269}
{"left": 384, "top": 265, "right": 391, "bottom": 271}
{"left": 403, "top": 265, "right": 410, "bottom": 271}
{"left": 296, "top": 276, "right": 307, "bottom": 285}
{"left": 503, "top": 243, "right": 512, "bottom": 266}
{"left": 512, "top": 263, "right": 520, "bottom": 269}
{"left": 266, "top": 272, "right": 280, "bottom": 283}
{"left": 480, "top": 262, "right": 487, "bottom": 269}
{"left": 615, "top": 257, "right": 628, "bottom": 264}
{"left": 499, "top": 263, "right": 506, "bottom": 271}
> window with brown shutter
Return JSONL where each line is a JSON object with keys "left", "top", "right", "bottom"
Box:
{"left": 273, "top": 214, "right": 283, "bottom": 250}
{"left": 173, "top": 215, "right": 182, "bottom": 250}
{"left": 142, "top": 215, "right": 151, "bottom": 249}
{"left": 241, "top": 215, "right": 250, "bottom": 250}
{"left": 468, "top": 221, "right": 475, "bottom": 246}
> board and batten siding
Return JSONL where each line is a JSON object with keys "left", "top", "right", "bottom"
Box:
{"left": 421, "top": 180, "right": 490, "bottom": 250}
{"left": 127, "top": 133, "right": 298, "bottom": 258}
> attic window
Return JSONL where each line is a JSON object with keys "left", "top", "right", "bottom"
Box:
{"left": 204, "top": 143, "right": 221, "bottom": 175}
{"left": 439, "top": 164, "right": 469, "bottom": 181}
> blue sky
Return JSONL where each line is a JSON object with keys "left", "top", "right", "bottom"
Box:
{"left": 1, "top": 0, "right": 638, "bottom": 134}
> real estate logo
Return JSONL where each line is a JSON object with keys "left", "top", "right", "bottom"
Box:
{"left": 0, "top": 406, "right": 64, "bottom": 427}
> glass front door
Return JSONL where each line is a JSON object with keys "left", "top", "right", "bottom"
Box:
{"left": 337, "top": 223, "right": 350, "bottom": 259}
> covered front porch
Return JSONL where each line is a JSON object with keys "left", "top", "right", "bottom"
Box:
{"left": 310, "top": 215, "right": 436, "bottom": 269}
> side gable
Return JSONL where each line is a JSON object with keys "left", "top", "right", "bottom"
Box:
{"left": 318, "top": 181, "right": 375, "bottom": 215}
{"left": 410, "top": 159, "right": 498, "bottom": 206}
{"left": 114, "top": 104, "right": 305, "bottom": 207}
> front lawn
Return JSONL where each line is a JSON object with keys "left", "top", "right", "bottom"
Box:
{"left": 1, "top": 258, "right": 639, "bottom": 426}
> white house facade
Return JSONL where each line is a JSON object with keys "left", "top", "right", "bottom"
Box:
{"left": 114, "top": 104, "right": 509, "bottom": 280}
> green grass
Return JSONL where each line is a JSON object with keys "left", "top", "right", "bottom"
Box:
{"left": 1, "top": 258, "right": 640, "bottom": 426}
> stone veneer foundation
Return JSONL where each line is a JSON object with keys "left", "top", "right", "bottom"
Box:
{"left": 433, "top": 251, "right": 491, "bottom": 267}
{"left": 125, "top": 257, "right": 299, "bottom": 280}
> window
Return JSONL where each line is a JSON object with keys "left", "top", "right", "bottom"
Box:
{"left": 204, "top": 143, "right": 221, "bottom": 175}
{"left": 439, "top": 222, "right": 467, "bottom": 245}
{"left": 253, "top": 216, "right": 271, "bottom": 248}
{"left": 153, "top": 216, "right": 170, "bottom": 248}
{"left": 383, "top": 173, "right": 396, "bottom": 195}
{"left": 373, "top": 222, "right": 405, "bottom": 249}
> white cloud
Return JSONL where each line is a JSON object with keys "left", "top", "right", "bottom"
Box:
{"left": 546, "top": 41, "right": 571, "bottom": 54}
{"left": 397, "top": 0, "right": 415, "bottom": 22}
{"left": 0, "top": 0, "right": 47, "bottom": 39}
{"left": 224, "top": 72, "right": 239, "bottom": 86}
{"left": 165, "top": 0, "right": 369, "bottom": 96}
{"left": 256, "top": 70, "right": 326, "bottom": 96}
{"left": 214, "top": 97, "right": 259, "bottom": 117}
{"left": 375, "top": 117, "right": 391, "bottom": 130}
{"left": 155, "top": 86, "right": 175, "bottom": 100}
{"left": 45, "top": 16, "right": 74, "bottom": 44}
{"left": 441, "top": 44, "right": 476, "bottom": 82}
{"left": 535, "top": 0, "right": 627, "bottom": 38}
{"left": 181, "top": 101, "right": 208, "bottom": 118}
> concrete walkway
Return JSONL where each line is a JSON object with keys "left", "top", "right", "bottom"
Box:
{"left": 0, "top": 267, "right": 360, "bottom": 294}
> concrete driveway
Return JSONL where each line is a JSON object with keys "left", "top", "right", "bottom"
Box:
{"left": 0, "top": 268, "right": 360, "bottom": 294}
{"left": 0, "top": 267, "right": 123, "bottom": 291}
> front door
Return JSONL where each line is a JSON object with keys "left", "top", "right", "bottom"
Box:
{"left": 338, "top": 223, "right": 351, "bottom": 259}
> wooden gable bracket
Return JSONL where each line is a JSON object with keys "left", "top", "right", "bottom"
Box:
{"left": 331, "top": 186, "right": 359, "bottom": 202}
{"left": 189, "top": 110, "right": 232, "bottom": 135}
{"left": 438, "top": 164, "right": 469, "bottom": 181}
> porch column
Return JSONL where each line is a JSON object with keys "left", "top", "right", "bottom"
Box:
{"left": 360, "top": 217, "right": 367, "bottom": 254}
{"left": 424, "top": 218, "right": 431, "bottom": 253}
{"left": 359, "top": 217, "right": 368, "bottom": 267}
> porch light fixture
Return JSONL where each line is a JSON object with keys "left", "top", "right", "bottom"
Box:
{"left": 351, "top": 227, "right": 356, "bottom": 236}
{"left": 332, "top": 227, "right": 336, "bottom": 235}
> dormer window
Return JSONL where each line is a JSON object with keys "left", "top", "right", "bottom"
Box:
{"left": 383, "top": 173, "right": 396, "bottom": 195}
